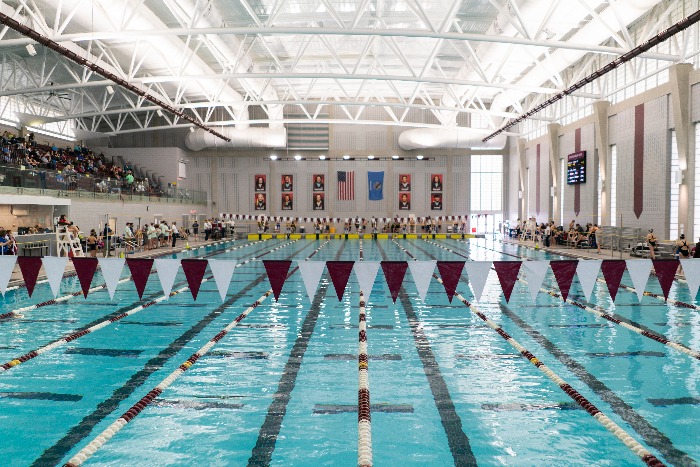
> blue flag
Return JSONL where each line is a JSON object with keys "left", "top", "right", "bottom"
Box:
{"left": 368, "top": 171, "right": 384, "bottom": 200}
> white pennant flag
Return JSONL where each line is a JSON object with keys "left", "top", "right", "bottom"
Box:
{"left": 464, "top": 261, "right": 492, "bottom": 301}
{"left": 626, "top": 259, "right": 652, "bottom": 302}
{"left": 0, "top": 255, "right": 17, "bottom": 296}
{"left": 208, "top": 259, "right": 237, "bottom": 302}
{"left": 42, "top": 256, "right": 69, "bottom": 298}
{"left": 521, "top": 261, "right": 550, "bottom": 302}
{"left": 407, "top": 260, "right": 436, "bottom": 302}
{"left": 298, "top": 261, "right": 326, "bottom": 303}
{"left": 680, "top": 259, "right": 700, "bottom": 300}
{"left": 98, "top": 257, "right": 125, "bottom": 299}
{"left": 154, "top": 259, "right": 181, "bottom": 299}
{"left": 576, "top": 260, "right": 602, "bottom": 301}
{"left": 353, "top": 261, "right": 381, "bottom": 302}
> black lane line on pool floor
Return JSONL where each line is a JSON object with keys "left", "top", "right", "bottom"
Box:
{"left": 247, "top": 243, "right": 343, "bottom": 467}
{"left": 408, "top": 238, "right": 695, "bottom": 466}
{"left": 33, "top": 240, "right": 316, "bottom": 467}
{"left": 375, "top": 240, "right": 477, "bottom": 467}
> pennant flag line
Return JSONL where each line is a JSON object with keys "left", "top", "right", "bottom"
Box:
{"left": 625, "top": 259, "right": 652, "bottom": 302}
{"left": 98, "top": 258, "right": 125, "bottom": 300}
{"left": 464, "top": 261, "right": 492, "bottom": 302}
{"left": 381, "top": 261, "right": 408, "bottom": 303}
{"left": 181, "top": 260, "right": 208, "bottom": 300}
{"left": 521, "top": 261, "right": 549, "bottom": 302}
{"left": 208, "top": 260, "right": 237, "bottom": 302}
{"left": 408, "top": 261, "right": 436, "bottom": 302}
{"left": 18, "top": 257, "right": 42, "bottom": 297}
{"left": 298, "top": 261, "right": 326, "bottom": 303}
{"left": 154, "top": 259, "right": 180, "bottom": 299}
{"left": 42, "top": 256, "right": 68, "bottom": 298}
{"left": 127, "top": 258, "right": 154, "bottom": 300}
{"left": 600, "top": 260, "right": 626, "bottom": 302}
{"left": 550, "top": 261, "right": 578, "bottom": 302}
{"left": 353, "top": 261, "right": 381, "bottom": 302}
{"left": 327, "top": 261, "right": 355, "bottom": 301}
{"left": 680, "top": 259, "right": 700, "bottom": 300}
{"left": 493, "top": 261, "right": 521, "bottom": 303}
{"left": 72, "top": 258, "right": 98, "bottom": 298}
{"left": 576, "top": 260, "right": 601, "bottom": 301}
{"left": 263, "top": 260, "right": 292, "bottom": 302}
{"left": 437, "top": 261, "right": 465, "bottom": 303}
{"left": 653, "top": 259, "right": 679, "bottom": 300}
{"left": 0, "top": 256, "right": 17, "bottom": 296}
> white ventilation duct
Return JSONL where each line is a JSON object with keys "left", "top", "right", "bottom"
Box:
{"left": 185, "top": 127, "right": 287, "bottom": 151}
{"left": 398, "top": 127, "right": 507, "bottom": 150}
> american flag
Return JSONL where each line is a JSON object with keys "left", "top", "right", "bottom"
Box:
{"left": 337, "top": 171, "right": 355, "bottom": 200}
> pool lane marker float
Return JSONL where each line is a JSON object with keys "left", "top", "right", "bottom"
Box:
{"left": 357, "top": 290, "right": 373, "bottom": 467}
{"left": 423, "top": 238, "right": 700, "bottom": 362}
{"left": 1, "top": 238, "right": 237, "bottom": 294}
{"left": 392, "top": 238, "right": 666, "bottom": 467}
{"left": 0, "top": 240, "right": 269, "bottom": 322}
{"left": 0, "top": 239, "right": 299, "bottom": 373}
{"left": 64, "top": 240, "right": 331, "bottom": 467}
{"left": 359, "top": 239, "right": 363, "bottom": 262}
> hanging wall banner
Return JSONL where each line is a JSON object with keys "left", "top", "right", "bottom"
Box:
{"left": 381, "top": 261, "right": 408, "bottom": 303}
{"left": 72, "top": 258, "right": 98, "bottom": 298}
{"left": 42, "top": 256, "right": 69, "bottom": 298}
{"left": 600, "top": 260, "right": 626, "bottom": 302}
{"left": 18, "top": 257, "right": 43, "bottom": 297}
{"left": 368, "top": 172, "right": 384, "bottom": 200}
{"left": 0, "top": 256, "right": 17, "bottom": 296}
{"left": 181, "top": 259, "right": 208, "bottom": 300}
{"left": 353, "top": 261, "right": 381, "bottom": 302}
{"left": 437, "top": 261, "right": 465, "bottom": 303}
{"left": 263, "top": 260, "right": 292, "bottom": 302}
{"left": 679, "top": 259, "right": 700, "bottom": 300}
{"left": 408, "top": 260, "right": 436, "bottom": 302}
{"left": 576, "top": 260, "right": 601, "bottom": 301}
{"left": 298, "top": 261, "right": 326, "bottom": 303}
{"left": 326, "top": 261, "right": 355, "bottom": 301}
{"left": 652, "top": 259, "right": 679, "bottom": 300}
{"left": 208, "top": 260, "right": 237, "bottom": 302}
{"left": 154, "top": 259, "right": 180, "bottom": 299}
{"left": 493, "top": 261, "right": 521, "bottom": 303}
{"left": 464, "top": 261, "right": 492, "bottom": 302}
{"left": 625, "top": 259, "right": 652, "bottom": 302}
{"left": 550, "top": 260, "right": 578, "bottom": 302}
{"left": 98, "top": 258, "right": 126, "bottom": 300}
{"left": 126, "top": 258, "right": 154, "bottom": 300}
{"left": 521, "top": 260, "right": 549, "bottom": 302}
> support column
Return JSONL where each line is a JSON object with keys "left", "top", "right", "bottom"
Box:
{"left": 517, "top": 137, "right": 527, "bottom": 220}
{"left": 592, "top": 101, "right": 611, "bottom": 226}
{"left": 669, "top": 63, "right": 693, "bottom": 238}
{"left": 210, "top": 155, "right": 218, "bottom": 217}
{"left": 547, "top": 124, "right": 561, "bottom": 224}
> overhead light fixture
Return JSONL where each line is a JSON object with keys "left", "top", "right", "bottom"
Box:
{"left": 157, "top": 109, "right": 164, "bottom": 117}
{"left": 367, "top": 155, "right": 375, "bottom": 160}
{"left": 26, "top": 44, "right": 37, "bottom": 56}
{"left": 189, "top": 127, "right": 195, "bottom": 133}
{"left": 319, "top": 155, "right": 326, "bottom": 160}
{"left": 416, "top": 155, "right": 424, "bottom": 160}
{"left": 106, "top": 85, "right": 114, "bottom": 95}
{"left": 392, "top": 155, "right": 399, "bottom": 160}
{"left": 270, "top": 155, "right": 278, "bottom": 160}
{"left": 343, "top": 155, "right": 350, "bottom": 160}
{"left": 294, "top": 155, "right": 302, "bottom": 160}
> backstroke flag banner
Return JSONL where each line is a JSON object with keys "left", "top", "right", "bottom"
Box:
{"left": 337, "top": 171, "right": 355, "bottom": 200}
{"left": 368, "top": 171, "right": 384, "bottom": 200}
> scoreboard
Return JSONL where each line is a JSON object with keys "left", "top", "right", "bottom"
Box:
{"left": 566, "top": 151, "right": 586, "bottom": 184}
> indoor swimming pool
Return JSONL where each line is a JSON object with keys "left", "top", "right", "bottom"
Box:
{"left": 0, "top": 238, "right": 698, "bottom": 466}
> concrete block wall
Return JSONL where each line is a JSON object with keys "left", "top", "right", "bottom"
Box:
{"left": 524, "top": 139, "right": 552, "bottom": 224}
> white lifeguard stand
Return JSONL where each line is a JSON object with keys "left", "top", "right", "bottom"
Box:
{"left": 56, "top": 226, "right": 85, "bottom": 257}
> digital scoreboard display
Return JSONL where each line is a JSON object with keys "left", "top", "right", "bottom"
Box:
{"left": 566, "top": 151, "right": 586, "bottom": 184}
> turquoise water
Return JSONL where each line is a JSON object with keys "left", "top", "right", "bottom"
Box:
{"left": 0, "top": 238, "right": 698, "bottom": 466}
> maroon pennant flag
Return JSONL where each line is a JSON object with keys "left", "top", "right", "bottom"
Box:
{"left": 652, "top": 259, "right": 679, "bottom": 300}
{"left": 493, "top": 261, "right": 522, "bottom": 303}
{"left": 72, "top": 258, "right": 98, "bottom": 298}
{"left": 381, "top": 261, "right": 408, "bottom": 303}
{"left": 181, "top": 259, "right": 209, "bottom": 300}
{"left": 126, "top": 258, "right": 154, "bottom": 299}
{"left": 600, "top": 260, "right": 626, "bottom": 302}
{"left": 550, "top": 260, "right": 578, "bottom": 301}
{"left": 437, "top": 261, "right": 465, "bottom": 303}
{"left": 263, "top": 260, "right": 292, "bottom": 301}
{"left": 17, "top": 256, "right": 42, "bottom": 297}
{"left": 326, "top": 261, "right": 355, "bottom": 301}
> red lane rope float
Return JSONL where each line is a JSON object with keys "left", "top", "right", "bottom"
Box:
{"left": 0, "top": 239, "right": 299, "bottom": 373}
{"left": 2, "top": 238, "right": 236, "bottom": 294}
{"left": 0, "top": 239, "right": 266, "bottom": 321}
{"left": 64, "top": 240, "right": 331, "bottom": 466}
{"left": 359, "top": 239, "right": 364, "bottom": 262}
{"left": 357, "top": 290, "right": 372, "bottom": 466}
{"left": 391, "top": 239, "right": 666, "bottom": 467}
{"left": 423, "top": 238, "right": 700, "bottom": 361}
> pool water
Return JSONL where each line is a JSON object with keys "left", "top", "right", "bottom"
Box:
{"left": 0, "top": 238, "right": 698, "bottom": 466}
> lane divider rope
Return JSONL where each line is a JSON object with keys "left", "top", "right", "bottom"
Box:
{"left": 392, "top": 238, "right": 666, "bottom": 467}
{"left": 0, "top": 239, "right": 299, "bottom": 373}
{"left": 65, "top": 240, "right": 331, "bottom": 466}
{"left": 357, "top": 290, "right": 372, "bottom": 467}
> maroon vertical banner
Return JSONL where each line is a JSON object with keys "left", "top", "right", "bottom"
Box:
{"left": 549, "top": 260, "right": 578, "bottom": 301}
{"left": 652, "top": 259, "right": 679, "bottom": 300}
{"left": 72, "top": 258, "right": 98, "bottom": 298}
{"left": 493, "top": 261, "right": 522, "bottom": 303}
{"left": 181, "top": 259, "right": 209, "bottom": 300}
{"left": 574, "top": 128, "right": 581, "bottom": 217}
{"left": 262, "top": 260, "right": 292, "bottom": 302}
{"left": 600, "top": 260, "right": 626, "bottom": 302}
{"left": 437, "top": 261, "right": 465, "bottom": 303}
{"left": 634, "top": 104, "right": 645, "bottom": 219}
{"left": 535, "top": 144, "right": 540, "bottom": 216}
{"left": 326, "top": 261, "right": 355, "bottom": 301}
{"left": 126, "top": 258, "right": 154, "bottom": 299}
{"left": 17, "top": 257, "right": 43, "bottom": 297}
{"left": 380, "top": 261, "right": 408, "bottom": 303}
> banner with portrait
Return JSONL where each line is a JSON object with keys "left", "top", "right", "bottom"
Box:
{"left": 398, "top": 174, "right": 411, "bottom": 191}
{"left": 431, "top": 193, "right": 443, "bottom": 210}
{"left": 399, "top": 192, "right": 411, "bottom": 210}
{"left": 312, "top": 174, "right": 325, "bottom": 192}
{"left": 312, "top": 192, "right": 325, "bottom": 210}
{"left": 254, "top": 193, "right": 267, "bottom": 210}
{"left": 281, "top": 175, "right": 294, "bottom": 192}
{"left": 281, "top": 192, "right": 294, "bottom": 210}
{"left": 254, "top": 174, "right": 266, "bottom": 192}
{"left": 430, "top": 174, "right": 443, "bottom": 192}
